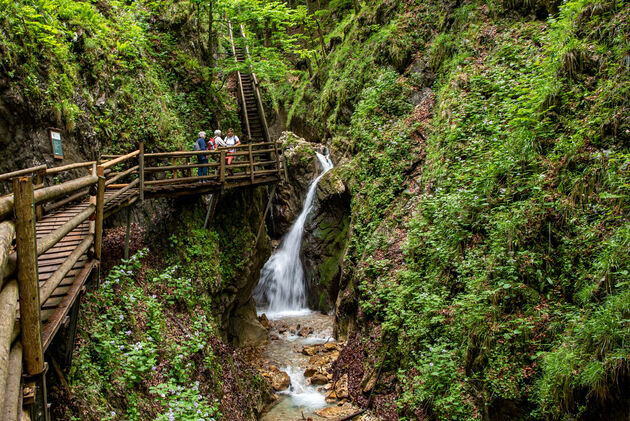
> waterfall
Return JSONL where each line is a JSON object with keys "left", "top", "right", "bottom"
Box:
{"left": 255, "top": 152, "right": 334, "bottom": 317}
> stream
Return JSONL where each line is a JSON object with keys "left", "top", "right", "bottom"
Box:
{"left": 253, "top": 153, "right": 355, "bottom": 419}
{"left": 260, "top": 311, "right": 337, "bottom": 420}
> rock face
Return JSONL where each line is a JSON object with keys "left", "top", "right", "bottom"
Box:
{"left": 268, "top": 132, "right": 351, "bottom": 312}
{"left": 270, "top": 132, "right": 320, "bottom": 236}
{"left": 303, "top": 167, "right": 351, "bottom": 312}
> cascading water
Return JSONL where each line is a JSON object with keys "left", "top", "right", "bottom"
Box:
{"left": 255, "top": 152, "right": 334, "bottom": 317}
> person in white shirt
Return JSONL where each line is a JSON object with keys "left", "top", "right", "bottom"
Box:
{"left": 223, "top": 128, "right": 241, "bottom": 165}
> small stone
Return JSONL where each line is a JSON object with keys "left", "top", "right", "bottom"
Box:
{"left": 298, "top": 326, "right": 314, "bottom": 337}
{"left": 304, "top": 368, "right": 318, "bottom": 378}
{"left": 335, "top": 374, "right": 349, "bottom": 399}
{"left": 324, "top": 342, "right": 338, "bottom": 351}
{"left": 310, "top": 374, "right": 328, "bottom": 385}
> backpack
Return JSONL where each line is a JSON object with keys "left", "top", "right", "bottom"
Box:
{"left": 193, "top": 140, "right": 201, "bottom": 151}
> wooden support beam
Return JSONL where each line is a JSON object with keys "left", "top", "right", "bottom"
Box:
{"left": 138, "top": 142, "right": 144, "bottom": 202}
{"left": 0, "top": 280, "right": 18, "bottom": 408}
{"left": 256, "top": 184, "right": 277, "bottom": 243}
{"left": 220, "top": 151, "right": 226, "bottom": 183}
{"left": 2, "top": 341, "right": 22, "bottom": 421}
{"left": 39, "top": 236, "right": 93, "bottom": 305}
{"left": 249, "top": 144, "right": 255, "bottom": 183}
{"left": 0, "top": 222, "right": 15, "bottom": 287}
{"left": 94, "top": 169, "right": 105, "bottom": 262}
{"left": 36, "top": 205, "right": 95, "bottom": 257}
{"left": 12, "top": 177, "right": 43, "bottom": 376}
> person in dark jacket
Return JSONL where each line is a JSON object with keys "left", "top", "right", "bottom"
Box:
{"left": 195, "top": 131, "right": 208, "bottom": 178}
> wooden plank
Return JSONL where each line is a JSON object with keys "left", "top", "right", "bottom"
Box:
{"left": 41, "top": 261, "right": 95, "bottom": 351}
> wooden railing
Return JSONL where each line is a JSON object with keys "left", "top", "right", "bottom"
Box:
{"left": 0, "top": 171, "right": 102, "bottom": 421}
{"left": 0, "top": 139, "right": 284, "bottom": 419}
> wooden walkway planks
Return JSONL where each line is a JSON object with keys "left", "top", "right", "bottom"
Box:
{"left": 28, "top": 173, "right": 281, "bottom": 353}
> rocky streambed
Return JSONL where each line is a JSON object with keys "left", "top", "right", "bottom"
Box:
{"left": 252, "top": 311, "right": 361, "bottom": 420}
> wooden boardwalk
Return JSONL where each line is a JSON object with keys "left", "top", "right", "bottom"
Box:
{"left": 0, "top": 138, "right": 283, "bottom": 421}
{"left": 0, "top": 21, "right": 277, "bottom": 420}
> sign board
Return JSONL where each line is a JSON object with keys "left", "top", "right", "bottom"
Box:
{"left": 49, "top": 128, "right": 63, "bottom": 159}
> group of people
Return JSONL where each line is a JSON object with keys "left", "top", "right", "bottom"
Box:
{"left": 195, "top": 128, "right": 241, "bottom": 177}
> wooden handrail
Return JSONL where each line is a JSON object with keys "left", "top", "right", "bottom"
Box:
{"left": 0, "top": 221, "right": 14, "bottom": 287}
{"left": 37, "top": 204, "right": 95, "bottom": 257}
{"left": 0, "top": 165, "right": 47, "bottom": 182}
{"left": 101, "top": 150, "right": 140, "bottom": 169}
{"left": 241, "top": 23, "right": 271, "bottom": 143}
{"left": 105, "top": 165, "right": 138, "bottom": 186}
{"left": 46, "top": 161, "right": 96, "bottom": 175}
{"left": 104, "top": 178, "right": 139, "bottom": 205}
{"left": 34, "top": 175, "right": 98, "bottom": 205}
{"left": 39, "top": 236, "right": 93, "bottom": 304}
{"left": 43, "top": 188, "right": 90, "bottom": 214}
{"left": 144, "top": 163, "right": 220, "bottom": 172}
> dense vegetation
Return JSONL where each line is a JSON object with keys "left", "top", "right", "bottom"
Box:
{"left": 3, "top": 0, "right": 629, "bottom": 419}
{"left": 274, "top": 0, "right": 628, "bottom": 419}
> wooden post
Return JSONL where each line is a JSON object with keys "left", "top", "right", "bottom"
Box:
{"left": 12, "top": 177, "right": 43, "bottom": 376}
{"left": 138, "top": 143, "right": 144, "bottom": 202}
{"left": 0, "top": 279, "right": 18, "bottom": 408}
{"left": 249, "top": 144, "right": 254, "bottom": 183}
{"left": 124, "top": 206, "right": 131, "bottom": 260}
{"left": 2, "top": 341, "right": 22, "bottom": 421}
{"left": 34, "top": 170, "right": 45, "bottom": 220}
{"left": 94, "top": 167, "right": 105, "bottom": 261}
{"left": 220, "top": 150, "right": 226, "bottom": 183}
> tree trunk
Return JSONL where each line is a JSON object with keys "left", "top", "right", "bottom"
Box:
{"left": 208, "top": 0, "right": 215, "bottom": 70}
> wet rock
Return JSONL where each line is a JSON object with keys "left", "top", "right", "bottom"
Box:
{"left": 269, "top": 334, "right": 280, "bottom": 341}
{"left": 324, "top": 342, "right": 338, "bottom": 351}
{"left": 360, "top": 368, "right": 377, "bottom": 393}
{"left": 302, "top": 167, "right": 351, "bottom": 313}
{"left": 325, "top": 390, "right": 337, "bottom": 403}
{"left": 298, "top": 326, "right": 314, "bottom": 336}
{"left": 335, "top": 374, "right": 349, "bottom": 399}
{"left": 261, "top": 366, "right": 291, "bottom": 392}
{"left": 301, "top": 345, "right": 320, "bottom": 356}
{"left": 310, "top": 373, "right": 328, "bottom": 385}
{"left": 258, "top": 313, "right": 272, "bottom": 330}
{"left": 230, "top": 299, "right": 269, "bottom": 348}
{"left": 304, "top": 367, "right": 318, "bottom": 378}
{"left": 315, "top": 402, "right": 356, "bottom": 419}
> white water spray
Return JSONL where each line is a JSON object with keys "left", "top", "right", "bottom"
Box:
{"left": 255, "top": 152, "right": 334, "bottom": 317}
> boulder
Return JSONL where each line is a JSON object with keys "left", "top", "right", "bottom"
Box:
{"left": 258, "top": 313, "right": 272, "bottom": 330}
{"left": 261, "top": 366, "right": 291, "bottom": 392}
{"left": 315, "top": 403, "right": 356, "bottom": 419}
{"left": 229, "top": 299, "right": 268, "bottom": 347}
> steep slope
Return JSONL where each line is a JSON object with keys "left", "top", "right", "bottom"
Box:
{"left": 273, "top": 0, "right": 630, "bottom": 419}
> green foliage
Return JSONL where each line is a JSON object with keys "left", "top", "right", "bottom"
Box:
{"left": 69, "top": 250, "right": 222, "bottom": 420}
{"left": 286, "top": 0, "right": 630, "bottom": 419}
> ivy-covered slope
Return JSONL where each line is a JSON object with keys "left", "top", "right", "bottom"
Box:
{"left": 277, "top": 0, "right": 629, "bottom": 419}
{"left": 0, "top": 0, "right": 239, "bottom": 153}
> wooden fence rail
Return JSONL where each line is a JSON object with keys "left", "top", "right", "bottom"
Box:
{"left": 0, "top": 139, "right": 286, "bottom": 420}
